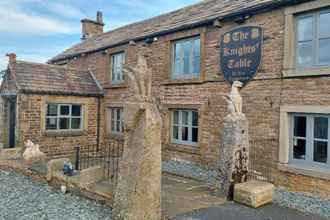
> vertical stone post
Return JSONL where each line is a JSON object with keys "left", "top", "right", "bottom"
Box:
{"left": 218, "top": 115, "right": 249, "bottom": 199}
{"left": 217, "top": 81, "right": 249, "bottom": 199}
{"left": 112, "top": 45, "right": 162, "bottom": 220}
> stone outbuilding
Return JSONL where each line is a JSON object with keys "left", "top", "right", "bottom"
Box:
{"left": 0, "top": 55, "right": 103, "bottom": 155}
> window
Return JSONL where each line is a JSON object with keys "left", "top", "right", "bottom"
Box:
{"left": 172, "top": 109, "right": 198, "bottom": 146}
{"left": 296, "top": 9, "right": 330, "bottom": 67}
{"left": 111, "top": 52, "right": 125, "bottom": 83}
{"left": 109, "top": 107, "right": 124, "bottom": 134}
{"left": 291, "top": 114, "right": 330, "bottom": 167}
{"left": 172, "top": 37, "right": 200, "bottom": 79}
{"left": 45, "top": 104, "right": 83, "bottom": 131}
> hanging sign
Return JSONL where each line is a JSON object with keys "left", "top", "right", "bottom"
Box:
{"left": 220, "top": 26, "right": 263, "bottom": 86}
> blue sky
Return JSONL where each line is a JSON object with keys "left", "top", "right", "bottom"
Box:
{"left": 0, "top": 0, "right": 200, "bottom": 70}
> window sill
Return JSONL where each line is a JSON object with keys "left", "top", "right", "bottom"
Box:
{"left": 278, "top": 163, "right": 330, "bottom": 181}
{"left": 165, "top": 143, "right": 200, "bottom": 155}
{"left": 108, "top": 133, "right": 124, "bottom": 141}
{"left": 104, "top": 82, "right": 128, "bottom": 89}
{"left": 43, "top": 130, "right": 86, "bottom": 137}
{"left": 162, "top": 78, "right": 204, "bottom": 85}
{"left": 282, "top": 66, "right": 330, "bottom": 78}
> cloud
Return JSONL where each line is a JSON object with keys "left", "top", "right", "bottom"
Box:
{"left": 46, "top": 2, "right": 85, "bottom": 19}
{"left": 0, "top": 1, "right": 80, "bottom": 36}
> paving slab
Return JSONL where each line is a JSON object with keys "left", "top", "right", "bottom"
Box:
{"left": 162, "top": 174, "right": 225, "bottom": 219}
{"left": 171, "top": 202, "right": 328, "bottom": 220}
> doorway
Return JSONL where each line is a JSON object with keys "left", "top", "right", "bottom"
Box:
{"left": 8, "top": 99, "right": 16, "bottom": 148}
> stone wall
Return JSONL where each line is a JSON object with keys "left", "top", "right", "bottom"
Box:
{"left": 17, "top": 93, "right": 102, "bottom": 156}
{"left": 60, "top": 5, "right": 330, "bottom": 198}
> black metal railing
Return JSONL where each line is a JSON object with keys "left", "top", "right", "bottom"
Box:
{"left": 248, "top": 138, "right": 275, "bottom": 183}
{"left": 75, "top": 141, "right": 124, "bottom": 184}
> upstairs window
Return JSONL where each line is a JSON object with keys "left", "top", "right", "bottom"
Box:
{"left": 296, "top": 9, "right": 330, "bottom": 67}
{"left": 291, "top": 114, "right": 330, "bottom": 167}
{"left": 109, "top": 107, "right": 124, "bottom": 134}
{"left": 172, "top": 109, "right": 198, "bottom": 146}
{"left": 172, "top": 37, "right": 200, "bottom": 79}
{"left": 111, "top": 52, "right": 125, "bottom": 84}
{"left": 45, "top": 104, "right": 83, "bottom": 131}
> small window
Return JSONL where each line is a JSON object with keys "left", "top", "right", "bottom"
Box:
{"left": 172, "top": 109, "right": 198, "bottom": 146}
{"left": 296, "top": 9, "right": 330, "bottom": 67}
{"left": 45, "top": 104, "right": 83, "bottom": 131}
{"left": 291, "top": 114, "right": 330, "bottom": 167}
{"left": 172, "top": 37, "right": 200, "bottom": 79}
{"left": 109, "top": 107, "right": 124, "bottom": 134}
{"left": 111, "top": 52, "right": 125, "bottom": 84}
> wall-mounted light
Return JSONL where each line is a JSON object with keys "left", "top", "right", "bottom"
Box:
{"left": 144, "top": 37, "right": 154, "bottom": 44}
{"left": 234, "top": 14, "right": 250, "bottom": 24}
{"left": 213, "top": 19, "right": 223, "bottom": 28}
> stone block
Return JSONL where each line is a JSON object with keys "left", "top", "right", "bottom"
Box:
{"left": 0, "top": 148, "right": 22, "bottom": 160}
{"left": 47, "top": 158, "right": 70, "bottom": 181}
{"left": 234, "top": 181, "right": 274, "bottom": 208}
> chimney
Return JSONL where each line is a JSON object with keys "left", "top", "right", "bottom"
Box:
{"left": 81, "top": 11, "right": 104, "bottom": 40}
{"left": 6, "top": 53, "right": 16, "bottom": 63}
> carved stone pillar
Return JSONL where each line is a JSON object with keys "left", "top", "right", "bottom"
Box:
{"left": 218, "top": 114, "right": 249, "bottom": 199}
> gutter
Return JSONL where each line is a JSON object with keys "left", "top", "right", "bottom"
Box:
{"left": 50, "top": 0, "right": 312, "bottom": 63}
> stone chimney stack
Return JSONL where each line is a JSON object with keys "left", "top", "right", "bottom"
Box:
{"left": 6, "top": 53, "right": 16, "bottom": 63}
{"left": 81, "top": 11, "right": 104, "bottom": 40}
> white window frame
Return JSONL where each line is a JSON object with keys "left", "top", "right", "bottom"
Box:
{"left": 172, "top": 36, "right": 201, "bottom": 79}
{"left": 45, "top": 104, "right": 83, "bottom": 131}
{"left": 171, "top": 109, "right": 198, "bottom": 146}
{"left": 295, "top": 9, "right": 330, "bottom": 68}
{"left": 109, "top": 107, "right": 124, "bottom": 135}
{"left": 111, "top": 52, "right": 125, "bottom": 84}
{"left": 290, "top": 113, "right": 330, "bottom": 169}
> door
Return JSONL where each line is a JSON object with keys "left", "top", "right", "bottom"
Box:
{"left": 8, "top": 99, "right": 16, "bottom": 148}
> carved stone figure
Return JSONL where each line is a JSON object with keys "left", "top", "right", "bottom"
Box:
{"left": 113, "top": 45, "right": 162, "bottom": 220}
{"left": 23, "top": 140, "right": 46, "bottom": 165}
{"left": 222, "top": 81, "right": 243, "bottom": 117}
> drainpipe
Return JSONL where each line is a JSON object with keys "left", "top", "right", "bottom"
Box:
{"left": 96, "top": 96, "right": 101, "bottom": 151}
{"left": 88, "top": 68, "right": 104, "bottom": 152}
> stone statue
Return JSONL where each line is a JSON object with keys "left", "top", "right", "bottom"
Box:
{"left": 23, "top": 140, "right": 46, "bottom": 165}
{"left": 113, "top": 45, "right": 162, "bottom": 220}
{"left": 222, "top": 81, "right": 243, "bottom": 117}
{"left": 218, "top": 80, "right": 249, "bottom": 199}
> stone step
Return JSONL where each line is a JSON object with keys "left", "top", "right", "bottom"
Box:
{"left": 234, "top": 180, "right": 274, "bottom": 208}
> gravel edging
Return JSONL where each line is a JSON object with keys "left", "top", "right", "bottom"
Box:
{"left": 274, "top": 187, "right": 330, "bottom": 219}
{"left": 162, "top": 160, "right": 217, "bottom": 185}
{"left": 0, "top": 169, "right": 112, "bottom": 220}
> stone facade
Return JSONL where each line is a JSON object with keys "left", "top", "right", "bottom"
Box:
{"left": 17, "top": 94, "right": 102, "bottom": 156}
{"left": 63, "top": 9, "right": 284, "bottom": 172}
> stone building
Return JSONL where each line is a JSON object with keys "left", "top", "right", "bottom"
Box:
{"left": 1, "top": 0, "right": 330, "bottom": 201}
{"left": 0, "top": 55, "right": 103, "bottom": 155}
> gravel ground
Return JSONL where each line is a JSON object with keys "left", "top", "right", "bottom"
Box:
{"left": 274, "top": 188, "right": 330, "bottom": 219}
{"left": 0, "top": 169, "right": 112, "bottom": 220}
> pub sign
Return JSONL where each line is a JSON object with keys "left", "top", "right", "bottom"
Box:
{"left": 220, "top": 26, "right": 263, "bottom": 86}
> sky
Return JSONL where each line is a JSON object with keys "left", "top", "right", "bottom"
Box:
{"left": 0, "top": 0, "right": 200, "bottom": 70}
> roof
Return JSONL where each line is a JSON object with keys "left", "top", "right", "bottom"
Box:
{"left": 50, "top": 0, "right": 309, "bottom": 63}
{"left": 50, "top": 0, "right": 273, "bottom": 62}
{"left": 1, "top": 61, "right": 103, "bottom": 96}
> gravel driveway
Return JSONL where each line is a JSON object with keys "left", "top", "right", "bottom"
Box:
{"left": 0, "top": 169, "right": 112, "bottom": 220}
